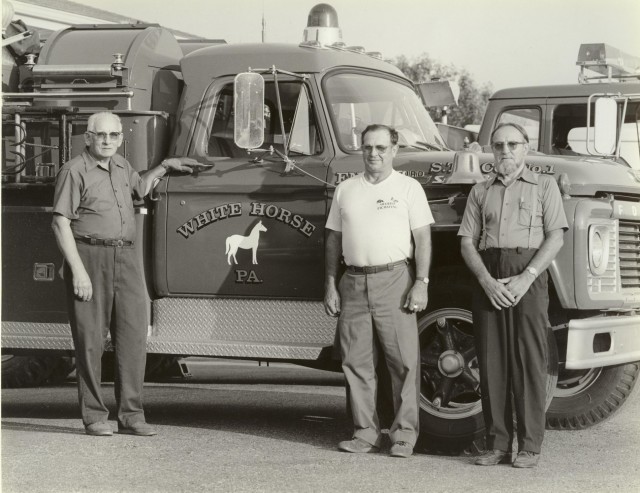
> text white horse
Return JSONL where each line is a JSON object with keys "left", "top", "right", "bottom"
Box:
{"left": 225, "top": 221, "right": 268, "bottom": 265}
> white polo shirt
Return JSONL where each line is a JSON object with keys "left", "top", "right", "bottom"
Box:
{"left": 326, "top": 170, "right": 434, "bottom": 266}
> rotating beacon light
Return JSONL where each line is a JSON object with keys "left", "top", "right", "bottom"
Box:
{"left": 302, "top": 3, "right": 342, "bottom": 47}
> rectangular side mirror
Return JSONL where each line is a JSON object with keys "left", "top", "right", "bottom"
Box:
{"left": 593, "top": 97, "right": 618, "bottom": 155}
{"left": 234, "top": 72, "right": 265, "bottom": 149}
{"left": 417, "top": 80, "right": 460, "bottom": 107}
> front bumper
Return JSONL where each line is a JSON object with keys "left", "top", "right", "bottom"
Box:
{"left": 565, "top": 313, "right": 640, "bottom": 369}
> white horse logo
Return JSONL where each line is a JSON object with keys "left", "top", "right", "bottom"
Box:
{"left": 225, "top": 220, "right": 268, "bottom": 265}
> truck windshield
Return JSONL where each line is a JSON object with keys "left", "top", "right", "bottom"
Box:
{"left": 323, "top": 73, "right": 445, "bottom": 153}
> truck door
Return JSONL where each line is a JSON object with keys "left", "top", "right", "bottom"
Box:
{"left": 155, "top": 78, "right": 329, "bottom": 299}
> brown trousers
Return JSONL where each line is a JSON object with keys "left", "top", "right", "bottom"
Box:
{"left": 65, "top": 242, "right": 148, "bottom": 427}
{"left": 473, "top": 248, "right": 549, "bottom": 454}
{"left": 338, "top": 264, "right": 420, "bottom": 447}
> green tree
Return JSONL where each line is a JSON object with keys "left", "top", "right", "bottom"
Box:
{"left": 390, "top": 53, "right": 493, "bottom": 128}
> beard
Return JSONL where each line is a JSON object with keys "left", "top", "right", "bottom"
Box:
{"left": 495, "top": 159, "right": 521, "bottom": 177}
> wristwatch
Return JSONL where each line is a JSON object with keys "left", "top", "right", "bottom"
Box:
{"left": 416, "top": 277, "right": 429, "bottom": 285}
{"left": 525, "top": 266, "right": 538, "bottom": 278}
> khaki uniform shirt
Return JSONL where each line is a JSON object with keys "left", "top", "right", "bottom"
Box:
{"left": 458, "top": 166, "right": 568, "bottom": 249}
{"left": 53, "top": 150, "right": 145, "bottom": 242}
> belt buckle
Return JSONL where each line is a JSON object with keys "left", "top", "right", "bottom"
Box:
{"left": 116, "top": 239, "right": 124, "bottom": 247}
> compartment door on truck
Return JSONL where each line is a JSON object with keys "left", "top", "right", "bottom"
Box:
{"left": 156, "top": 78, "right": 329, "bottom": 299}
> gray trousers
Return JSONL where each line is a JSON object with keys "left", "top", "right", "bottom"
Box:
{"left": 338, "top": 264, "right": 420, "bottom": 446}
{"left": 65, "top": 242, "right": 148, "bottom": 427}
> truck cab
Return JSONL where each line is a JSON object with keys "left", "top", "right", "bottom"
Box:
{"left": 478, "top": 43, "right": 640, "bottom": 170}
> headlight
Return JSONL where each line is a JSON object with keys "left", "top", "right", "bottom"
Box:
{"left": 588, "top": 224, "right": 611, "bottom": 276}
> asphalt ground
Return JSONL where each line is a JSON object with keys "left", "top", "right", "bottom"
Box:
{"left": 2, "top": 358, "right": 639, "bottom": 493}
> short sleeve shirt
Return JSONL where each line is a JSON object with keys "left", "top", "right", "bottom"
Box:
{"left": 457, "top": 166, "right": 568, "bottom": 249}
{"left": 53, "top": 150, "right": 145, "bottom": 241}
{"left": 326, "top": 170, "right": 434, "bottom": 266}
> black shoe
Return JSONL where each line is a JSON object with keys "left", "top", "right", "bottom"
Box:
{"left": 338, "top": 437, "right": 380, "bottom": 453}
{"left": 118, "top": 422, "right": 157, "bottom": 436}
{"left": 85, "top": 422, "right": 112, "bottom": 436}
{"left": 513, "top": 451, "right": 540, "bottom": 468}
{"left": 475, "top": 449, "right": 509, "bottom": 466}
{"left": 390, "top": 441, "right": 413, "bottom": 458}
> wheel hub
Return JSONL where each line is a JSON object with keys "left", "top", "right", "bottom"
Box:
{"left": 438, "top": 350, "right": 464, "bottom": 378}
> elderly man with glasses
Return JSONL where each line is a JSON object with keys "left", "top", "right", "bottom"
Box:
{"left": 458, "top": 122, "right": 568, "bottom": 468}
{"left": 324, "top": 124, "right": 433, "bottom": 458}
{"left": 52, "top": 111, "right": 194, "bottom": 437}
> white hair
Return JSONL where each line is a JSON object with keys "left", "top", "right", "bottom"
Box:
{"left": 87, "top": 112, "right": 122, "bottom": 132}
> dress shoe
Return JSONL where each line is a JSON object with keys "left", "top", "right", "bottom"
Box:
{"left": 118, "top": 422, "right": 157, "bottom": 436}
{"left": 513, "top": 451, "right": 540, "bottom": 468}
{"left": 85, "top": 422, "right": 113, "bottom": 436}
{"left": 390, "top": 441, "right": 413, "bottom": 458}
{"left": 474, "top": 449, "right": 510, "bottom": 466}
{"left": 337, "top": 437, "right": 380, "bottom": 453}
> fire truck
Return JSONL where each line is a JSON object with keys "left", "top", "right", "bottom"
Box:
{"left": 2, "top": 5, "right": 639, "bottom": 451}
{"left": 475, "top": 43, "right": 640, "bottom": 431}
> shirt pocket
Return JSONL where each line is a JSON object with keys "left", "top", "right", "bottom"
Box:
{"left": 517, "top": 199, "right": 544, "bottom": 228}
{"left": 82, "top": 177, "right": 115, "bottom": 213}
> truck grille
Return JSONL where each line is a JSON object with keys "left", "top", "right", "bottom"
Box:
{"left": 619, "top": 220, "right": 640, "bottom": 289}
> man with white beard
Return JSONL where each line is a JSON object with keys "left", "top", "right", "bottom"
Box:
{"left": 458, "top": 123, "right": 567, "bottom": 468}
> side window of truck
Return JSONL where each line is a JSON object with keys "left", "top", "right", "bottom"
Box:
{"left": 496, "top": 107, "right": 541, "bottom": 151}
{"left": 559, "top": 102, "right": 640, "bottom": 169}
{"left": 552, "top": 104, "right": 592, "bottom": 156}
{"left": 204, "top": 81, "right": 322, "bottom": 159}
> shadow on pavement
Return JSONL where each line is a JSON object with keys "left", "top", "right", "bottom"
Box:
{"left": 1, "top": 377, "right": 351, "bottom": 451}
{"left": 1, "top": 420, "right": 84, "bottom": 435}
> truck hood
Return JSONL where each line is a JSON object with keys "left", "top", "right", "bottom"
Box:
{"left": 332, "top": 150, "right": 640, "bottom": 198}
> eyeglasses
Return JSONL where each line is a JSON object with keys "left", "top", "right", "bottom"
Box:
{"left": 87, "top": 131, "right": 122, "bottom": 141}
{"left": 491, "top": 141, "right": 526, "bottom": 151}
{"left": 362, "top": 145, "right": 391, "bottom": 154}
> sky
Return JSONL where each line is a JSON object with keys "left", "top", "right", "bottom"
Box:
{"left": 72, "top": 0, "right": 640, "bottom": 91}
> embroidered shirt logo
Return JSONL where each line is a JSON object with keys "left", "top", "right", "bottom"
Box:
{"left": 377, "top": 197, "right": 399, "bottom": 210}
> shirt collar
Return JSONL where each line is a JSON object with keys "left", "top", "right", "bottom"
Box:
{"left": 484, "top": 163, "right": 538, "bottom": 188}
{"left": 81, "top": 149, "right": 125, "bottom": 171}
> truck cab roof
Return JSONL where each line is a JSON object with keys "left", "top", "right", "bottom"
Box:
{"left": 490, "top": 82, "right": 640, "bottom": 100}
{"left": 180, "top": 43, "right": 405, "bottom": 84}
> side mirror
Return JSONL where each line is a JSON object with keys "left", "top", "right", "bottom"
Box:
{"left": 234, "top": 72, "right": 265, "bottom": 149}
{"left": 417, "top": 80, "right": 460, "bottom": 107}
{"left": 593, "top": 97, "right": 617, "bottom": 155}
{"left": 435, "top": 123, "right": 478, "bottom": 151}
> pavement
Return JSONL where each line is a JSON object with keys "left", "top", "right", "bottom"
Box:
{"left": 2, "top": 358, "right": 639, "bottom": 493}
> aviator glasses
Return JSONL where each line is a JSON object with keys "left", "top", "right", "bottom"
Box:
{"left": 87, "top": 130, "right": 122, "bottom": 141}
{"left": 362, "top": 145, "right": 391, "bottom": 154}
{"left": 491, "top": 141, "right": 526, "bottom": 152}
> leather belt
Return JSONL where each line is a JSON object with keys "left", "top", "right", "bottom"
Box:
{"left": 482, "top": 247, "right": 537, "bottom": 254}
{"left": 347, "top": 259, "right": 408, "bottom": 274}
{"left": 76, "top": 237, "right": 134, "bottom": 247}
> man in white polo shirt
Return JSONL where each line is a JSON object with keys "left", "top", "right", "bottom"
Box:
{"left": 324, "top": 124, "right": 434, "bottom": 458}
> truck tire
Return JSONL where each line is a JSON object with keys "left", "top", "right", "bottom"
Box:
{"left": 416, "top": 307, "right": 558, "bottom": 454}
{"left": 546, "top": 361, "right": 640, "bottom": 430}
{"left": 1, "top": 354, "right": 74, "bottom": 388}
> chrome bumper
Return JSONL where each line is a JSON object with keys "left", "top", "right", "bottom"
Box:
{"left": 565, "top": 314, "right": 640, "bottom": 369}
